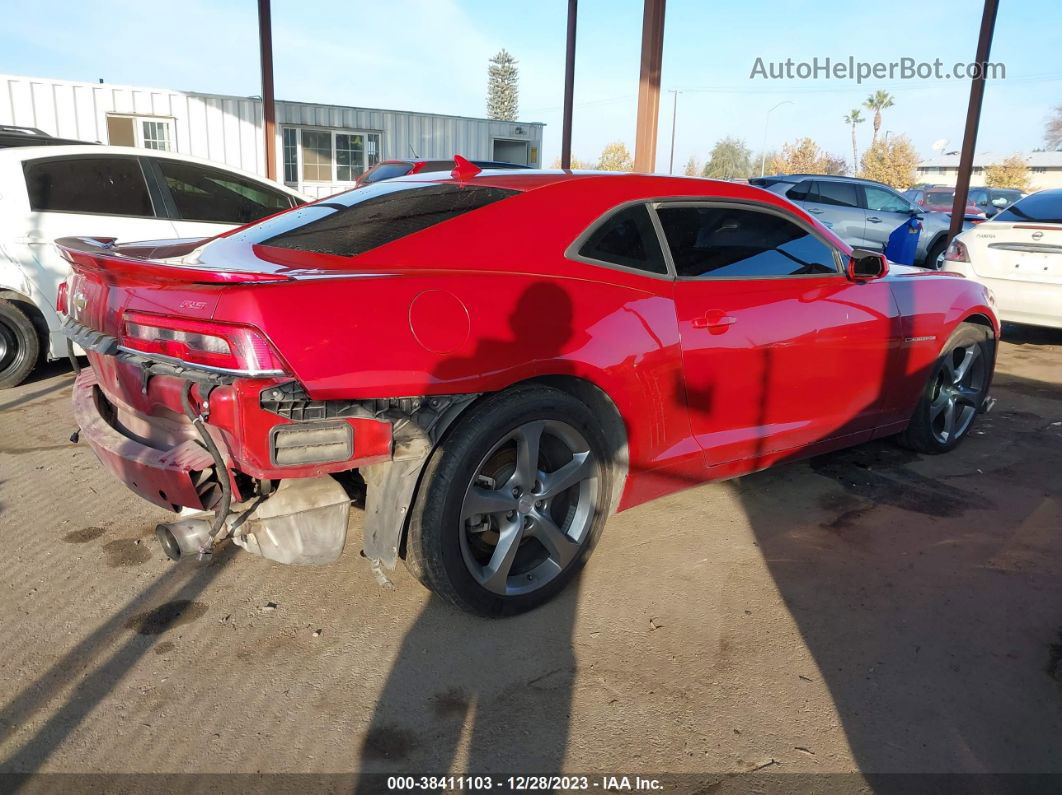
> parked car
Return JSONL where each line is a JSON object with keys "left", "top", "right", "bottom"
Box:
{"left": 0, "top": 125, "right": 95, "bottom": 149}
{"left": 968, "top": 187, "right": 1025, "bottom": 218}
{"left": 751, "top": 174, "right": 976, "bottom": 268}
{"left": 904, "top": 187, "right": 985, "bottom": 219}
{"left": 57, "top": 166, "right": 997, "bottom": 615}
{"left": 355, "top": 158, "right": 531, "bottom": 187}
{"left": 0, "top": 145, "right": 306, "bottom": 387}
{"left": 943, "top": 188, "right": 1062, "bottom": 329}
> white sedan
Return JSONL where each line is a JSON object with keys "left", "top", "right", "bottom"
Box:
{"left": 0, "top": 145, "right": 306, "bottom": 387}
{"left": 944, "top": 189, "right": 1062, "bottom": 330}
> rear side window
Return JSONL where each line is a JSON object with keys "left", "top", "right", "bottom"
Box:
{"left": 263, "top": 183, "right": 518, "bottom": 257}
{"left": 578, "top": 204, "right": 667, "bottom": 275}
{"left": 657, "top": 205, "right": 838, "bottom": 279}
{"left": 155, "top": 159, "right": 295, "bottom": 224}
{"left": 786, "top": 180, "right": 813, "bottom": 202}
{"left": 812, "top": 181, "right": 860, "bottom": 208}
{"left": 24, "top": 157, "right": 154, "bottom": 217}
{"left": 361, "top": 162, "right": 414, "bottom": 185}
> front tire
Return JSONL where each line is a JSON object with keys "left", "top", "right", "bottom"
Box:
{"left": 898, "top": 322, "right": 993, "bottom": 454}
{"left": 924, "top": 236, "right": 947, "bottom": 270}
{"left": 405, "top": 385, "right": 612, "bottom": 616}
{"left": 0, "top": 298, "right": 41, "bottom": 389}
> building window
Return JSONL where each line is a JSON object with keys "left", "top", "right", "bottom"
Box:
{"left": 281, "top": 127, "right": 382, "bottom": 183}
{"left": 282, "top": 128, "right": 298, "bottom": 183}
{"left": 1032, "top": 167, "right": 1046, "bottom": 174}
{"left": 105, "top": 114, "right": 175, "bottom": 151}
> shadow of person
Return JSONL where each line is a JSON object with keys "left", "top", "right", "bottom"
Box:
{"left": 357, "top": 282, "right": 585, "bottom": 786}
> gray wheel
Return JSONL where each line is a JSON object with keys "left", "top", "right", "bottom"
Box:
{"left": 0, "top": 298, "right": 40, "bottom": 389}
{"left": 898, "top": 322, "right": 992, "bottom": 454}
{"left": 405, "top": 385, "right": 611, "bottom": 616}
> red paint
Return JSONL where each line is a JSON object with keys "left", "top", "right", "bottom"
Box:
{"left": 57, "top": 172, "right": 998, "bottom": 516}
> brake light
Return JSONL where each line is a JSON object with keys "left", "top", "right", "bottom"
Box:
{"left": 944, "top": 239, "right": 970, "bottom": 263}
{"left": 56, "top": 281, "right": 69, "bottom": 315}
{"left": 120, "top": 312, "right": 290, "bottom": 375}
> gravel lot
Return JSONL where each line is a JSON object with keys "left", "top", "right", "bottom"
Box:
{"left": 0, "top": 326, "right": 1060, "bottom": 786}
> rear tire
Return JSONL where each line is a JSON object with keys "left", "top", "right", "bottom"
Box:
{"left": 924, "top": 237, "right": 947, "bottom": 270}
{"left": 0, "top": 299, "right": 41, "bottom": 389}
{"left": 405, "top": 385, "right": 612, "bottom": 616}
{"left": 897, "top": 322, "right": 993, "bottom": 454}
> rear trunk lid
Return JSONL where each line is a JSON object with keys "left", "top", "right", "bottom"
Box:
{"left": 967, "top": 222, "right": 1062, "bottom": 285}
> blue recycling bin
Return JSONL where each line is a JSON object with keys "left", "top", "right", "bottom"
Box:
{"left": 885, "top": 215, "right": 922, "bottom": 266}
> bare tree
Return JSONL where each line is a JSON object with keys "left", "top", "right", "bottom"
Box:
{"left": 1046, "top": 105, "right": 1062, "bottom": 151}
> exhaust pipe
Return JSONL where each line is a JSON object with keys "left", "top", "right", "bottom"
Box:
{"left": 155, "top": 517, "right": 213, "bottom": 561}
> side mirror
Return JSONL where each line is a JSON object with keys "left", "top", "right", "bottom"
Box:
{"left": 846, "top": 248, "right": 889, "bottom": 281}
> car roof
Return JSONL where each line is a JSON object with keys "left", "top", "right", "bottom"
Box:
{"left": 0, "top": 144, "right": 305, "bottom": 197}
{"left": 764, "top": 173, "right": 894, "bottom": 189}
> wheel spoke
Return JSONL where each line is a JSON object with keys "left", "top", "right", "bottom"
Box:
{"left": 539, "top": 451, "right": 593, "bottom": 499}
{"left": 462, "top": 486, "right": 517, "bottom": 520}
{"left": 530, "top": 512, "right": 579, "bottom": 568}
{"left": 929, "top": 391, "right": 949, "bottom": 420}
{"left": 480, "top": 520, "right": 523, "bottom": 592}
{"left": 952, "top": 346, "right": 978, "bottom": 384}
{"left": 512, "top": 421, "right": 544, "bottom": 489}
{"left": 941, "top": 398, "right": 957, "bottom": 441}
{"left": 954, "top": 384, "right": 982, "bottom": 408}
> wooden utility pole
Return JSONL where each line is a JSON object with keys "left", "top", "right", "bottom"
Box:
{"left": 258, "top": 0, "right": 277, "bottom": 182}
{"left": 560, "top": 0, "right": 577, "bottom": 169}
{"left": 948, "top": 0, "right": 1000, "bottom": 243}
{"left": 633, "top": 0, "right": 666, "bottom": 173}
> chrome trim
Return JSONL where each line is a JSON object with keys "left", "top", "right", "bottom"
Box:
{"left": 116, "top": 346, "right": 286, "bottom": 377}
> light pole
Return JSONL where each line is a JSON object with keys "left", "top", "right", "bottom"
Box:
{"left": 760, "top": 100, "right": 793, "bottom": 177}
{"left": 668, "top": 89, "right": 680, "bottom": 174}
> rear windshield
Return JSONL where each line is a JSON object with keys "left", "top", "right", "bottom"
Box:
{"left": 262, "top": 182, "right": 518, "bottom": 257}
{"left": 361, "top": 162, "right": 414, "bottom": 184}
{"left": 994, "top": 192, "right": 1062, "bottom": 224}
{"left": 925, "top": 190, "right": 957, "bottom": 203}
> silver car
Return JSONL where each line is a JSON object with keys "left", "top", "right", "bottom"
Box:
{"left": 750, "top": 174, "right": 972, "bottom": 268}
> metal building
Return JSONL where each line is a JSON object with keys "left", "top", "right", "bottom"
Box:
{"left": 0, "top": 73, "right": 545, "bottom": 198}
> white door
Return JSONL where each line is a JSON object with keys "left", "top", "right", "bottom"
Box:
{"left": 16, "top": 155, "right": 178, "bottom": 357}
{"left": 148, "top": 158, "right": 299, "bottom": 239}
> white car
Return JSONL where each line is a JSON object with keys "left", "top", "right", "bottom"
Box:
{"left": 943, "top": 189, "right": 1062, "bottom": 330}
{"left": 0, "top": 145, "right": 306, "bottom": 386}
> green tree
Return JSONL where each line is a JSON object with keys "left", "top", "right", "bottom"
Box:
{"left": 843, "top": 108, "right": 865, "bottom": 174}
{"left": 487, "top": 49, "right": 519, "bottom": 121}
{"left": 701, "top": 137, "right": 752, "bottom": 179}
{"left": 597, "top": 141, "right": 633, "bottom": 171}
{"left": 859, "top": 134, "right": 919, "bottom": 188}
{"left": 985, "top": 154, "right": 1032, "bottom": 192}
{"left": 863, "top": 90, "right": 895, "bottom": 146}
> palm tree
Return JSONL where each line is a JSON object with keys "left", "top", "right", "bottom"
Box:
{"left": 843, "top": 109, "right": 865, "bottom": 174}
{"left": 864, "top": 90, "right": 894, "bottom": 146}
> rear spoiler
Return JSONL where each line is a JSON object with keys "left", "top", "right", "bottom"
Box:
{"left": 55, "top": 236, "right": 294, "bottom": 285}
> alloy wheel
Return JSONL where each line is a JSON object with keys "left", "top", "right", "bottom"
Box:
{"left": 459, "top": 419, "right": 598, "bottom": 596}
{"left": 929, "top": 342, "right": 986, "bottom": 445}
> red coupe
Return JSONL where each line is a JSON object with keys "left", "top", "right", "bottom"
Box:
{"left": 57, "top": 161, "right": 998, "bottom": 615}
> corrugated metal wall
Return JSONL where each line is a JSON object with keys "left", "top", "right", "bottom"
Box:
{"left": 0, "top": 74, "right": 544, "bottom": 198}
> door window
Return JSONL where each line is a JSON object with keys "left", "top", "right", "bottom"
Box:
{"left": 23, "top": 157, "right": 155, "bottom": 217}
{"left": 811, "top": 181, "right": 860, "bottom": 208}
{"left": 577, "top": 204, "right": 668, "bottom": 275}
{"left": 155, "top": 159, "right": 295, "bottom": 224}
{"left": 863, "top": 185, "right": 912, "bottom": 213}
{"left": 657, "top": 206, "right": 839, "bottom": 278}
{"left": 786, "top": 180, "right": 813, "bottom": 202}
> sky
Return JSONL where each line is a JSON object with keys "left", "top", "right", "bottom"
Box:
{"left": 1, "top": 0, "right": 1060, "bottom": 171}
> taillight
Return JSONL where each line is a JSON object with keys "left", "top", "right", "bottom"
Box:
{"left": 944, "top": 239, "right": 970, "bottom": 263}
{"left": 120, "top": 312, "right": 290, "bottom": 375}
{"left": 56, "top": 281, "right": 69, "bottom": 315}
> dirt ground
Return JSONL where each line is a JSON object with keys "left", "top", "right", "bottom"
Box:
{"left": 0, "top": 325, "right": 1060, "bottom": 788}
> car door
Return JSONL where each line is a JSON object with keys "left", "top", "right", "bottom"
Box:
{"left": 862, "top": 184, "right": 917, "bottom": 253}
{"left": 148, "top": 158, "right": 299, "bottom": 238}
{"left": 656, "top": 201, "right": 900, "bottom": 472}
{"left": 15, "top": 155, "right": 179, "bottom": 356}
{"left": 790, "top": 180, "right": 869, "bottom": 249}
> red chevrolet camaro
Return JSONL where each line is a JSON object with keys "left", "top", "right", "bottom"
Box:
{"left": 56, "top": 162, "right": 998, "bottom": 615}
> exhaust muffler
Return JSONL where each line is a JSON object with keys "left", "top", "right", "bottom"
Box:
{"left": 155, "top": 517, "right": 213, "bottom": 561}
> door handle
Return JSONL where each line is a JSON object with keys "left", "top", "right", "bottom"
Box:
{"left": 692, "top": 311, "right": 737, "bottom": 330}
{"left": 867, "top": 216, "right": 882, "bottom": 223}
{"left": 808, "top": 208, "right": 824, "bottom": 214}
